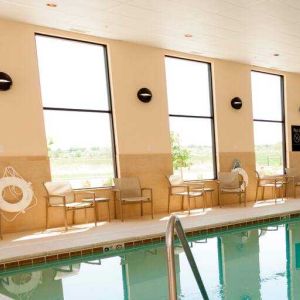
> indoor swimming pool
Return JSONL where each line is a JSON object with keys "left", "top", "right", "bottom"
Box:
{"left": 0, "top": 218, "right": 299, "bottom": 300}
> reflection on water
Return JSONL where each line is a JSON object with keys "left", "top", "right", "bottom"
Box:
{"left": 1, "top": 221, "right": 299, "bottom": 300}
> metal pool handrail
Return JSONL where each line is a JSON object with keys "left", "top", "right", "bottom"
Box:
{"left": 165, "top": 215, "right": 209, "bottom": 300}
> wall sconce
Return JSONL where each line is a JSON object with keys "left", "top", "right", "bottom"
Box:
{"left": 137, "top": 88, "right": 152, "bottom": 103}
{"left": 0, "top": 72, "right": 13, "bottom": 91}
{"left": 231, "top": 97, "right": 242, "bottom": 109}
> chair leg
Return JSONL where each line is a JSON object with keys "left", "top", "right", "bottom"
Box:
{"left": 64, "top": 207, "right": 68, "bottom": 231}
{"left": 168, "top": 192, "right": 171, "bottom": 214}
{"left": 244, "top": 192, "right": 247, "bottom": 207}
{"left": 94, "top": 204, "right": 97, "bottom": 226}
{"left": 218, "top": 190, "right": 221, "bottom": 208}
{"left": 141, "top": 201, "right": 143, "bottom": 217}
{"left": 203, "top": 194, "right": 206, "bottom": 212}
{"left": 273, "top": 187, "right": 277, "bottom": 203}
{"left": 121, "top": 203, "right": 124, "bottom": 222}
{"left": 84, "top": 208, "right": 87, "bottom": 224}
{"left": 107, "top": 201, "right": 111, "bottom": 222}
{"left": 239, "top": 193, "right": 242, "bottom": 205}
{"left": 262, "top": 187, "right": 265, "bottom": 200}
{"left": 188, "top": 197, "right": 191, "bottom": 215}
{"left": 72, "top": 210, "right": 75, "bottom": 225}
{"left": 181, "top": 196, "right": 184, "bottom": 211}
{"left": 255, "top": 185, "right": 259, "bottom": 202}
{"left": 151, "top": 200, "right": 154, "bottom": 219}
{"left": 46, "top": 205, "right": 49, "bottom": 230}
{"left": 0, "top": 212, "right": 2, "bottom": 240}
{"left": 93, "top": 203, "right": 99, "bottom": 223}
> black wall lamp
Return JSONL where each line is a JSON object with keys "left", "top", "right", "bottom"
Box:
{"left": 137, "top": 88, "right": 152, "bottom": 103}
{"left": 231, "top": 97, "right": 242, "bottom": 109}
{"left": 0, "top": 72, "right": 13, "bottom": 91}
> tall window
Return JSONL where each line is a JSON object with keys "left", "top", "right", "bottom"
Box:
{"left": 165, "top": 56, "right": 216, "bottom": 180}
{"left": 251, "top": 71, "right": 285, "bottom": 174}
{"left": 36, "top": 35, "right": 116, "bottom": 188}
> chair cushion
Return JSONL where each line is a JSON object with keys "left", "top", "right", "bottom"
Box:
{"left": 173, "top": 191, "right": 203, "bottom": 197}
{"left": 82, "top": 197, "right": 109, "bottom": 203}
{"left": 259, "top": 182, "right": 284, "bottom": 187}
{"left": 52, "top": 202, "right": 92, "bottom": 208}
{"left": 121, "top": 196, "right": 150, "bottom": 202}
{"left": 221, "top": 188, "right": 242, "bottom": 193}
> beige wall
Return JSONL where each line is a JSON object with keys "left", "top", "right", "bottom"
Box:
{"left": 0, "top": 18, "right": 300, "bottom": 233}
{"left": 109, "top": 41, "right": 171, "bottom": 155}
{"left": 0, "top": 20, "right": 47, "bottom": 156}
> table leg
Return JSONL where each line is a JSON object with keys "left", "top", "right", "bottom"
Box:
{"left": 113, "top": 191, "right": 116, "bottom": 219}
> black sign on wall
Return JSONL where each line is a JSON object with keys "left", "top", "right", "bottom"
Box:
{"left": 292, "top": 125, "right": 300, "bottom": 151}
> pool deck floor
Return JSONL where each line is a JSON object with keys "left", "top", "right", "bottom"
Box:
{"left": 1, "top": 198, "right": 300, "bottom": 264}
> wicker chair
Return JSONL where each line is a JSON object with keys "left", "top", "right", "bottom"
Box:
{"left": 113, "top": 177, "right": 153, "bottom": 222}
{"left": 255, "top": 171, "right": 287, "bottom": 203}
{"left": 166, "top": 175, "right": 206, "bottom": 214}
{"left": 217, "top": 172, "right": 247, "bottom": 207}
{"left": 44, "top": 181, "right": 97, "bottom": 231}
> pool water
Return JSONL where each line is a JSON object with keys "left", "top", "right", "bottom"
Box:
{"left": 0, "top": 219, "right": 299, "bottom": 300}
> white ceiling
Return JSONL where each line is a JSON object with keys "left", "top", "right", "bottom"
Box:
{"left": 1, "top": 0, "right": 300, "bottom": 73}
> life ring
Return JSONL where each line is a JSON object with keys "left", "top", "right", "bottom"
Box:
{"left": 2, "top": 271, "right": 42, "bottom": 295}
{"left": 232, "top": 168, "right": 249, "bottom": 187}
{"left": 0, "top": 177, "right": 33, "bottom": 212}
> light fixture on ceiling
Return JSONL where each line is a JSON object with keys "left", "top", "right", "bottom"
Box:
{"left": 69, "top": 28, "right": 88, "bottom": 34}
{"left": 273, "top": 53, "right": 280, "bottom": 57}
{"left": 184, "top": 33, "right": 193, "bottom": 38}
{"left": 46, "top": 3, "right": 57, "bottom": 8}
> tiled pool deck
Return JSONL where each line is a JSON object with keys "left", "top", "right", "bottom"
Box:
{"left": 1, "top": 198, "right": 300, "bottom": 270}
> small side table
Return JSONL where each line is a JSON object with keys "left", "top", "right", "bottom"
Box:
{"left": 82, "top": 197, "right": 110, "bottom": 222}
{"left": 192, "top": 187, "right": 214, "bottom": 209}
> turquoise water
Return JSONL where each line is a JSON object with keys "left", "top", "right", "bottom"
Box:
{"left": 0, "top": 219, "right": 299, "bottom": 300}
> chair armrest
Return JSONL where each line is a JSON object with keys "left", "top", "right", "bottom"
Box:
{"left": 74, "top": 190, "right": 96, "bottom": 201}
{"left": 241, "top": 180, "right": 247, "bottom": 191}
{"left": 141, "top": 187, "right": 152, "bottom": 191}
{"left": 113, "top": 189, "right": 123, "bottom": 200}
{"left": 74, "top": 190, "right": 95, "bottom": 195}
{"left": 285, "top": 175, "right": 295, "bottom": 184}
{"left": 142, "top": 188, "right": 152, "bottom": 199}
{"left": 48, "top": 194, "right": 65, "bottom": 198}
{"left": 185, "top": 181, "right": 205, "bottom": 190}
{"left": 48, "top": 194, "right": 67, "bottom": 206}
{"left": 169, "top": 185, "right": 188, "bottom": 192}
{"left": 170, "top": 184, "right": 188, "bottom": 188}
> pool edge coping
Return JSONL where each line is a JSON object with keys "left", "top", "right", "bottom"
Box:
{"left": 1, "top": 207, "right": 300, "bottom": 272}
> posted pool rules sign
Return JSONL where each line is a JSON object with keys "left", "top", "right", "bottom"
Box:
{"left": 292, "top": 125, "right": 300, "bottom": 151}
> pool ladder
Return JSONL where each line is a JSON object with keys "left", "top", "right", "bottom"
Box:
{"left": 165, "top": 215, "right": 209, "bottom": 300}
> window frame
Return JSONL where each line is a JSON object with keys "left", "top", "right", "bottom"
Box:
{"left": 165, "top": 55, "right": 217, "bottom": 180}
{"left": 251, "top": 70, "right": 287, "bottom": 173}
{"left": 35, "top": 33, "right": 118, "bottom": 188}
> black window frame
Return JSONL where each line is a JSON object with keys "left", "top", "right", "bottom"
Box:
{"left": 165, "top": 55, "right": 217, "bottom": 180}
{"left": 251, "top": 70, "right": 287, "bottom": 173}
{"left": 35, "top": 33, "right": 118, "bottom": 188}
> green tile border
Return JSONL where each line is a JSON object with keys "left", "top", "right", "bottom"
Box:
{"left": 1, "top": 210, "right": 300, "bottom": 274}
